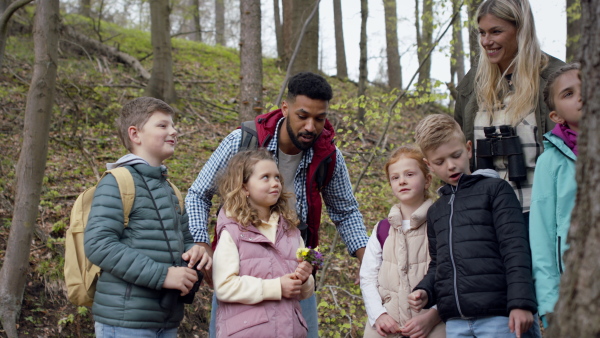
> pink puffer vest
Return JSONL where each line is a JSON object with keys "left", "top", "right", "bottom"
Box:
{"left": 215, "top": 211, "right": 308, "bottom": 338}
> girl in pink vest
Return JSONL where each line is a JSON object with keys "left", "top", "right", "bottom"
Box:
{"left": 360, "top": 146, "right": 445, "bottom": 338}
{"left": 212, "top": 149, "right": 314, "bottom": 338}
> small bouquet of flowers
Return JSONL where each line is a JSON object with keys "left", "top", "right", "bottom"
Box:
{"left": 296, "top": 247, "right": 324, "bottom": 269}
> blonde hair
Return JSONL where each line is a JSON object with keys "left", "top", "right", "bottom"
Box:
{"left": 475, "top": 0, "right": 548, "bottom": 126}
{"left": 217, "top": 149, "right": 299, "bottom": 229}
{"left": 117, "top": 97, "right": 175, "bottom": 151}
{"left": 385, "top": 146, "right": 432, "bottom": 199}
{"left": 414, "top": 114, "right": 466, "bottom": 155}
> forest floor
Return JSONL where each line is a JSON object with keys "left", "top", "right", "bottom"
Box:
{"left": 0, "top": 8, "right": 447, "bottom": 338}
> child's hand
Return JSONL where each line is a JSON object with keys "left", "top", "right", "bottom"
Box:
{"left": 401, "top": 308, "right": 441, "bottom": 338}
{"left": 374, "top": 313, "right": 401, "bottom": 336}
{"left": 407, "top": 290, "right": 428, "bottom": 312}
{"left": 295, "top": 259, "right": 313, "bottom": 284}
{"left": 182, "top": 244, "right": 213, "bottom": 271}
{"left": 509, "top": 309, "right": 533, "bottom": 338}
{"left": 163, "top": 266, "right": 198, "bottom": 296}
{"left": 280, "top": 273, "right": 302, "bottom": 298}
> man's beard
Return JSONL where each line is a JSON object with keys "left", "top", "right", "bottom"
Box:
{"left": 286, "top": 117, "right": 318, "bottom": 151}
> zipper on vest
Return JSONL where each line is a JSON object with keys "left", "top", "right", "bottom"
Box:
{"left": 448, "top": 186, "right": 465, "bottom": 318}
{"left": 558, "top": 236, "right": 563, "bottom": 274}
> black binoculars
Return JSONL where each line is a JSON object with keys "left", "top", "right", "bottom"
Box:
{"left": 476, "top": 125, "right": 527, "bottom": 182}
{"left": 160, "top": 260, "right": 204, "bottom": 310}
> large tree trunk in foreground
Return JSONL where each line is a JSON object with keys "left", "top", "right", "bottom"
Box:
{"left": 547, "top": 0, "right": 600, "bottom": 336}
{"left": 383, "top": 0, "right": 401, "bottom": 89}
{"left": 357, "top": 0, "right": 368, "bottom": 121}
{"left": 239, "top": 0, "right": 262, "bottom": 121}
{"left": 333, "top": 0, "right": 347, "bottom": 79}
{"left": 0, "top": 1, "right": 58, "bottom": 337}
{"left": 146, "top": 0, "right": 176, "bottom": 103}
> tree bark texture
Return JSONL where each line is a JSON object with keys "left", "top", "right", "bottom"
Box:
{"left": 282, "top": 0, "right": 319, "bottom": 75}
{"left": 415, "top": 0, "right": 433, "bottom": 91}
{"left": 273, "top": 0, "right": 283, "bottom": 61}
{"left": 333, "top": 0, "right": 347, "bottom": 79}
{"left": 467, "top": 0, "right": 483, "bottom": 67}
{"left": 0, "top": 1, "right": 58, "bottom": 337}
{"left": 79, "top": 0, "right": 91, "bottom": 17}
{"left": 548, "top": 1, "right": 600, "bottom": 335}
{"left": 185, "top": 0, "right": 202, "bottom": 42}
{"left": 146, "top": 0, "right": 176, "bottom": 103}
{"left": 566, "top": 0, "right": 581, "bottom": 62}
{"left": 215, "top": 0, "right": 225, "bottom": 45}
{"left": 239, "top": 0, "right": 262, "bottom": 121}
{"left": 450, "top": 0, "right": 465, "bottom": 84}
{"left": 357, "top": 0, "right": 368, "bottom": 121}
{"left": 0, "top": 0, "right": 34, "bottom": 71}
{"left": 383, "top": 0, "right": 401, "bottom": 89}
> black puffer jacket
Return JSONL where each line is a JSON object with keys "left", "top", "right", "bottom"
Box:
{"left": 415, "top": 172, "right": 537, "bottom": 321}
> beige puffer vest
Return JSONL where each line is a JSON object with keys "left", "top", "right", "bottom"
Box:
{"left": 377, "top": 200, "right": 444, "bottom": 336}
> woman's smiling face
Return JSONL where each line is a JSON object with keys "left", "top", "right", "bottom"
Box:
{"left": 478, "top": 13, "right": 519, "bottom": 74}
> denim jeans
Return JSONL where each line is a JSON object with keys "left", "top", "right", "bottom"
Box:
{"left": 94, "top": 322, "right": 178, "bottom": 338}
{"left": 446, "top": 314, "right": 541, "bottom": 338}
{"left": 209, "top": 293, "right": 319, "bottom": 338}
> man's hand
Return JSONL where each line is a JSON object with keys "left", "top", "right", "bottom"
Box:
{"left": 354, "top": 247, "right": 366, "bottom": 285}
{"left": 407, "top": 290, "right": 428, "bottom": 313}
{"left": 295, "top": 259, "right": 313, "bottom": 284}
{"left": 182, "top": 244, "right": 213, "bottom": 271}
{"left": 401, "top": 308, "right": 441, "bottom": 338}
{"left": 374, "top": 313, "right": 401, "bottom": 337}
{"left": 509, "top": 309, "right": 533, "bottom": 338}
{"left": 281, "top": 273, "right": 302, "bottom": 298}
{"left": 162, "top": 266, "right": 198, "bottom": 296}
{"left": 193, "top": 242, "right": 214, "bottom": 287}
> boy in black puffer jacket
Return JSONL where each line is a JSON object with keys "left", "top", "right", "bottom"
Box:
{"left": 84, "top": 97, "right": 212, "bottom": 337}
{"left": 408, "top": 114, "right": 539, "bottom": 338}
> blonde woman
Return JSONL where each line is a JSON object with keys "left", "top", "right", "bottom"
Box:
{"left": 454, "top": 0, "right": 564, "bottom": 219}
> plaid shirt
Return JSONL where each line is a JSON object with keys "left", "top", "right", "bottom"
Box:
{"left": 185, "top": 120, "right": 368, "bottom": 256}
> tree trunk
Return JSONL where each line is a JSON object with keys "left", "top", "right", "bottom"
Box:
{"left": 357, "top": 0, "right": 368, "bottom": 121}
{"left": 188, "top": 0, "right": 202, "bottom": 42}
{"left": 282, "top": 0, "right": 319, "bottom": 74}
{"left": 566, "top": 0, "right": 581, "bottom": 62}
{"left": 215, "top": 0, "right": 225, "bottom": 45}
{"left": 450, "top": 0, "right": 465, "bottom": 84}
{"left": 467, "top": 0, "right": 483, "bottom": 67}
{"left": 333, "top": 0, "right": 347, "bottom": 79}
{"left": 0, "top": 0, "right": 34, "bottom": 71}
{"left": 146, "top": 0, "right": 176, "bottom": 103}
{"left": 383, "top": 0, "right": 401, "bottom": 89}
{"left": 79, "top": 0, "right": 91, "bottom": 17}
{"left": 416, "top": 0, "right": 433, "bottom": 91}
{"left": 547, "top": 1, "right": 600, "bottom": 335}
{"left": 239, "top": 0, "right": 262, "bottom": 121}
{"left": 0, "top": 1, "right": 58, "bottom": 337}
{"left": 273, "top": 0, "right": 283, "bottom": 61}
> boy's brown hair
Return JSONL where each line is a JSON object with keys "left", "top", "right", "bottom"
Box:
{"left": 414, "top": 114, "right": 466, "bottom": 155}
{"left": 543, "top": 62, "right": 581, "bottom": 112}
{"left": 116, "top": 97, "right": 175, "bottom": 151}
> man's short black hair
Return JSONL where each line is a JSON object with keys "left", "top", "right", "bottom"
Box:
{"left": 286, "top": 72, "right": 333, "bottom": 102}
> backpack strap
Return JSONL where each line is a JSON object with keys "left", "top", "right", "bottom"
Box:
{"left": 376, "top": 218, "right": 391, "bottom": 248}
{"left": 239, "top": 120, "right": 258, "bottom": 151}
{"left": 166, "top": 179, "right": 185, "bottom": 214}
{"left": 104, "top": 167, "right": 136, "bottom": 227}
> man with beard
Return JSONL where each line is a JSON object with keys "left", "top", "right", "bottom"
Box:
{"left": 186, "top": 72, "right": 368, "bottom": 338}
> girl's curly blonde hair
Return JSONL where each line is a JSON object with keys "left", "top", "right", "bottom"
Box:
{"left": 217, "top": 149, "right": 299, "bottom": 229}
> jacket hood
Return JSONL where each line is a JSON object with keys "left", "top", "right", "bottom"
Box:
{"left": 107, "top": 153, "right": 167, "bottom": 172}
{"left": 472, "top": 169, "right": 500, "bottom": 178}
{"left": 544, "top": 131, "right": 577, "bottom": 161}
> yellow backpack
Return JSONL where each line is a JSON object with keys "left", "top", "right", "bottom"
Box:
{"left": 64, "top": 167, "right": 184, "bottom": 306}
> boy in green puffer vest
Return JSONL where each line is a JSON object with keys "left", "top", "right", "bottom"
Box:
{"left": 84, "top": 97, "right": 212, "bottom": 337}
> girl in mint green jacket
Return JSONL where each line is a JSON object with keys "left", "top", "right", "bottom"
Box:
{"left": 530, "top": 63, "right": 581, "bottom": 328}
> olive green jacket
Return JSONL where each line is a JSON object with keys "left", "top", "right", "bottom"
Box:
{"left": 454, "top": 54, "right": 565, "bottom": 168}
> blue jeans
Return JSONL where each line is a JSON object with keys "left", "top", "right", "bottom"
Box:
{"left": 209, "top": 293, "right": 319, "bottom": 338}
{"left": 94, "top": 322, "right": 178, "bottom": 338}
{"left": 446, "top": 314, "right": 541, "bottom": 338}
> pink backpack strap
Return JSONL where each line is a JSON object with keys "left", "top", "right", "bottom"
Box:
{"left": 376, "top": 218, "right": 391, "bottom": 247}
